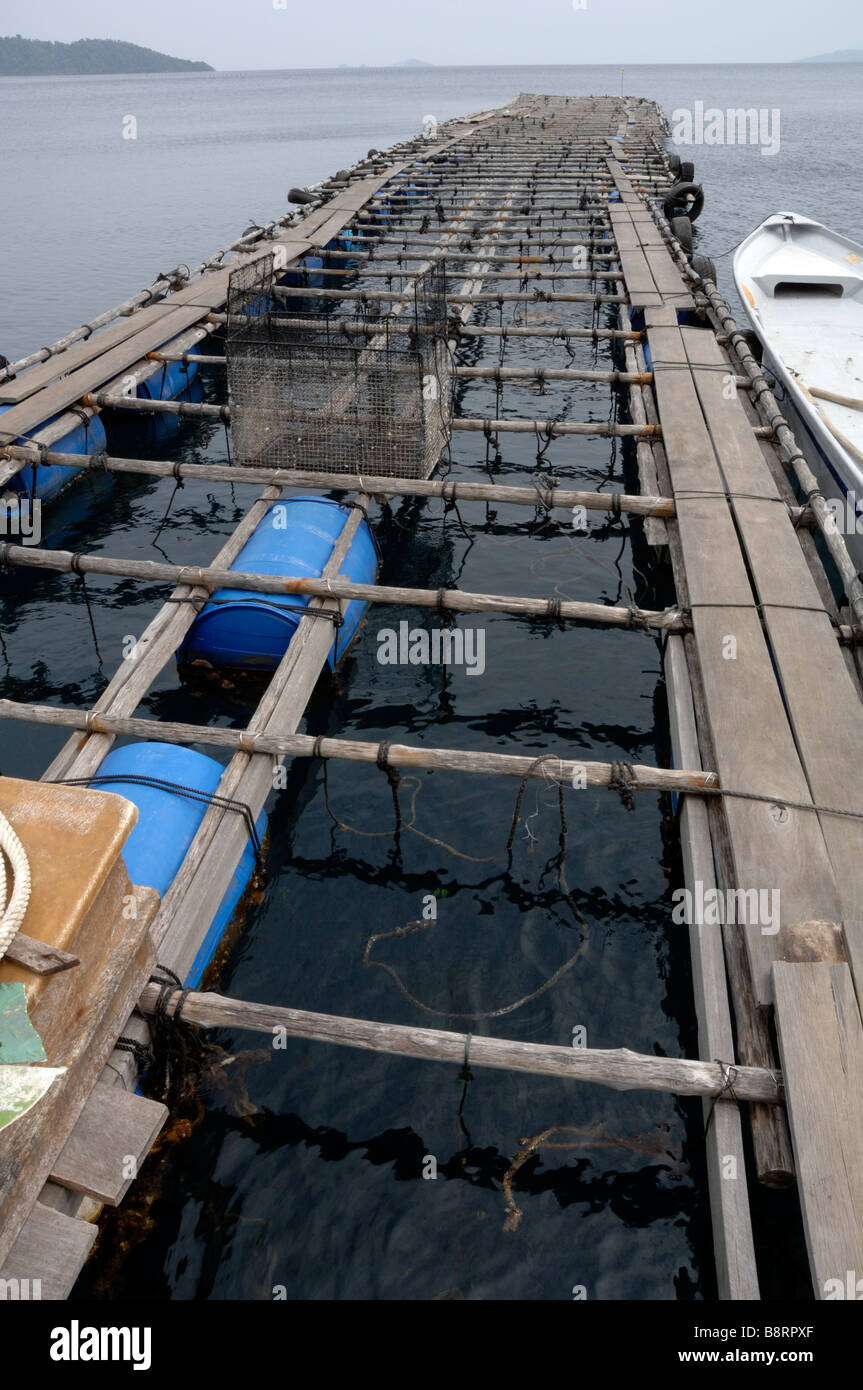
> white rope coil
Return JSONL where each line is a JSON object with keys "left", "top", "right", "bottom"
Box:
{"left": 0, "top": 808, "right": 32, "bottom": 958}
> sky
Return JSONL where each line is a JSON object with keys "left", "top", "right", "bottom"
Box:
{"left": 1, "top": 0, "right": 859, "bottom": 70}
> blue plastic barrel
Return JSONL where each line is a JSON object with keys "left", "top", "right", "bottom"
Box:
{"left": 0, "top": 406, "right": 107, "bottom": 504}
{"left": 112, "top": 359, "right": 202, "bottom": 444}
{"left": 137, "top": 356, "right": 198, "bottom": 404}
{"left": 91, "top": 741, "right": 265, "bottom": 988}
{"left": 178, "top": 495, "right": 378, "bottom": 672}
{"left": 281, "top": 254, "right": 325, "bottom": 290}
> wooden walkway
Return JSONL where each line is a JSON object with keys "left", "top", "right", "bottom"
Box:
{"left": 1, "top": 92, "right": 862, "bottom": 1303}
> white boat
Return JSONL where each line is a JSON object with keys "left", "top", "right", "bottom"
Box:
{"left": 733, "top": 212, "right": 863, "bottom": 566}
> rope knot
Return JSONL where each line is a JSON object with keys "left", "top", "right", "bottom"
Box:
{"left": 609, "top": 760, "right": 637, "bottom": 810}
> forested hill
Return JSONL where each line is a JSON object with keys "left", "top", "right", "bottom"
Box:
{"left": 0, "top": 36, "right": 213, "bottom": 76}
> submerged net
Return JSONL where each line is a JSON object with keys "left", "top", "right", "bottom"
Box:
{"left": 226, "top": 253, "right": 451, "bottom": 479}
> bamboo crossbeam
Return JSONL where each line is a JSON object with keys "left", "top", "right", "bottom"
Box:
{"left": 339, "top": 233, "right": 612, "bottom": 249}
{"left": 71, "top": 395, "right": 659, "bottom": 437}
{"left": 280, "top": 265, "right": 625, "bottom": 283}
{"left": 271, "top": 286, "right": 628, "bottom": 305}
{"left": 453, "top": 417, "right": 659, "bottom": 438}
{"left": 0, "top": 446, "right": 676, "bottom": 516}
{"left": 0, "top": 699, "right": 714, "bottom": 794}
{"left": 80, "top": 392, "right": 227, "bottom": 418}
{"left": 0, "top": 543, "right": 686, "bottom": 629}
{"left": 140, "top": 356, "right": 655, "bottom": 386}
{"left": 135, "top": 985, "right": 782, "bottom": 1104}
{"left": 456, "top": 366, "right": 651, "bottom": 384}
{"left": 323, "top": 246, "right": 621, "bottom": 264}
{"left": 208, "top": 314, "right": 643, "bottom": 341}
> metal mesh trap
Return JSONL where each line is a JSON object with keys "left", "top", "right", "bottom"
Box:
{"left": 226, "top": 253, "right": 451, "bottom": 479}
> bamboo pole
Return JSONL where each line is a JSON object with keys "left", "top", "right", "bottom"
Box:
{"left": 0, "top": 446, "right": 677, "bottom": 517}
{"left": 208, "top": 313, "right": 644, "bottom": 342}
{"left": 144, "top": 355, "right": 659, "bottom": 386}
{"left": 135, "top": 984, "right": 783, "bottom": 1104}
{"left": 272, "top": 286, "right": 628, "bottom": 305}
{"left": 453, "top": 417, "right": 659, "bottom": 438}
{"left": 281, "top": 265, "right": 626, "bottom": 283}
{"left": 72, "top": 394, "right": 659, "bottom": 437}
{"left": 0, "top": 543, "right": 686, "bottom": 629}
{"left": 0, "top": 699, "right": 715, "bottom": 794}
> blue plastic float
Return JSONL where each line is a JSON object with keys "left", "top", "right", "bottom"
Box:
{"left": 178, "top": 494, "right": 378, "bottom": 673}
{"left": 91, "top": 741, "right": 264, "bottom": 988}
{"left": 0, "top": 406, "right": 107, "bottom": 504}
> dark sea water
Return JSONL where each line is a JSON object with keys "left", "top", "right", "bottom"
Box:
{"left": 1, "top": 62, "right": 854, "bottom": 1301}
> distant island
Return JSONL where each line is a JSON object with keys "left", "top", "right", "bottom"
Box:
{"left": 392, "top": 59, "right": 434, "bottom": 67}
{"left": 0, "top": 36, "right": 213, "bottom": 76}
{"left": 795, "top": 48, "right": 863, "bottom": 62}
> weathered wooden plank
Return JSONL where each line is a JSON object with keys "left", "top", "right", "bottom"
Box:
{"left": 2, "top": 932, "right": 79, "bottom": 977}
{"left": 684, "top": 327, "right": 863, "bottom": 1005}
{"left": 0, "top": 883, "right": 158, "bottom": 1268}
{"left": 772, "top": 963, "right": 863, "bottom": 1297}
{"left": 0, "top": 303, "right": 179, "bottom": 406}
{"left": 50, "top": 1084, "right": 167, "bottom": 1205}
{"left": 0, "top": 1202, "right": 96, "bottom": 1300}
{"left": 664, "top": 633, "right": 759, "bottom": 1299}
{"left": 650, "top": 321, "right": 843, "bottom": 1005}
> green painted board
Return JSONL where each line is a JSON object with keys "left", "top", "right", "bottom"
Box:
{"left": 0, "top": 982, "right": 47, "bottom": 1064}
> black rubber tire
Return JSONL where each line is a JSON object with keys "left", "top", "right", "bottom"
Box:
{"left": 667, "top": 153, "right": 681, "bottom": 175}
{"left": 662, "top": 181, "right": 704, "bottom": 223}
{"left": 678, "top": 160, "right": 695, "bottom": 182}
{"left": 288, "top": 186, "right": 315, "bottom": 205}
{"left": 671, "top": 216, "right": 693, "bottom": 253}
{"left": 690, "top": 254, "right": 717, "bottom": 283}
{"left": 736, "top": 328, "right": 764, "bottom": 365}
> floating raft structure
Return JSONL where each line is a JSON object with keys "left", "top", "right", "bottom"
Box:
{"left": 1, "top": 92, "right": 862, "bottom": 1304}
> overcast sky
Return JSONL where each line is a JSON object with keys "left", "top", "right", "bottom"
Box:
{"left": 3, "top": 0, "right": 859, "bottom": 69}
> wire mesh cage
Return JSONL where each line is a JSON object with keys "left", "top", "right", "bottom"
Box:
{"left": 226, "top": 253, "right": 451, "bottom": 479}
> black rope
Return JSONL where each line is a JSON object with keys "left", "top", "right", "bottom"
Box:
{"left": 436, "top": 587, "right": 455, "bottom": 625}
{"left": 545, "top": 596, "right": 565, "bottom": 630}
{"left": 534, "top": 420, "right": 557, "bottom": 460}
{"left": 168, "top": 594, "right": 345, "bottom": 630}
{"left": 376, "top": 740, "right": 403, "bottom": 837}
{"left": 115, "top": 1035, "right": 154, "bottom": 1069}
{"left": 704, "top": 1060, "right": 741, "bottom": 1136}
{"left": 69, "top": 553, "right": 105, "bottom": 667}
{"left": 152, "top": 461, "right": 186, "bottom": 545}
{"left": 50, "top": 773, "right": 263, "bottom": 857}
{"left": 533, "top": 474, "right": 559, "bottom": 513}
{"left": 141, "top": 965, "right": 213, "bottom": 1106}
{"left": 609, "top": 760, "right": 637, "bottom": 811}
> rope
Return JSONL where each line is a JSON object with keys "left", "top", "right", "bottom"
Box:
{"left": 140, "top": 965, "right": 213, "bottom": 1104}
{"left": 0, "top": 807, "right": 32, "bottom": 959}
{"left": 50, "top": 774, "right": 263, "bottom": 857}
{"left": 376, "top": 741, "right": 403, "bottom": 837}
{"left": 168, "top": 594, "right": 345, "bottom": 630}
{"left": 609, "top": 760, "right": 637, "bottom": 810}
{"left": 69, "top": 553, "right": 105, "bottom": 666}
{"left": 704, "top": 1059, "right": 741, "bottom": 1135}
